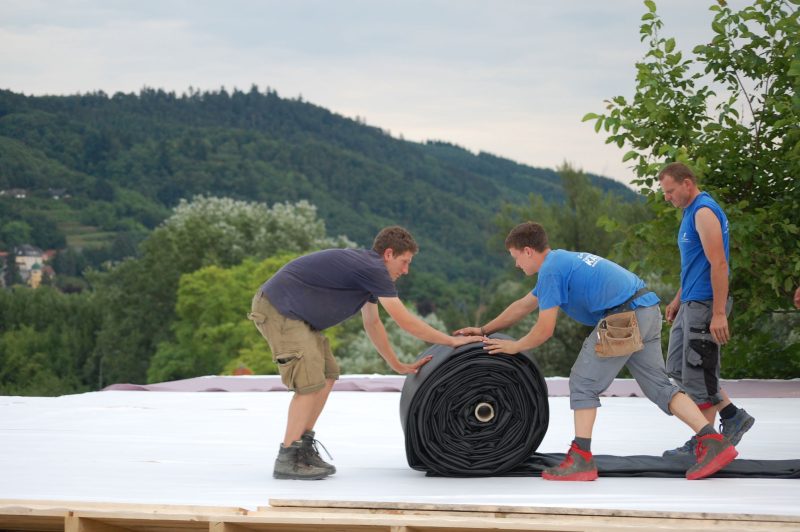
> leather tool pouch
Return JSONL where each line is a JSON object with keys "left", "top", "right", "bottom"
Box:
{"left": 595, "top": 310, "right": 644, "bottom": 357}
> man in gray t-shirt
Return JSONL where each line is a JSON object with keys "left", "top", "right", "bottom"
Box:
{"left": 248, "top": 226, "right": 481, "bottom": 480}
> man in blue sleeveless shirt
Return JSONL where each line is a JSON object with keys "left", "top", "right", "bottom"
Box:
{"left": 659, "top": 162, "right": 755, "bottom": 457}
{"left": 249, "top": 226, "right": 482, "bottom": 480}
{"left": 456, "top": 222, "right": 737, "bottom": 480}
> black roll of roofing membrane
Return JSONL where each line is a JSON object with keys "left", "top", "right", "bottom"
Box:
{"left": 400, "top": 336, "right": 549, "bottom": 477}
{"left": 400, "top": 338, "right": 800, "bottom": 479}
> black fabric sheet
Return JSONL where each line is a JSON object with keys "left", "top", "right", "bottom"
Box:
{"left": 520, "top": 453, "right": 800, "bottom": 479}
{"left": 400, "top": 340, "right": 800, "bottom": 479}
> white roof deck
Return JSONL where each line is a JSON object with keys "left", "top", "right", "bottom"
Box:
{"left": 0, "top": 382, "right": 798, "bottom": 518}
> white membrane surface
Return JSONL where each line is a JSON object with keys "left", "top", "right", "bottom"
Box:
{"left": 0, "top": 389, "right": 798, "bottom": 516}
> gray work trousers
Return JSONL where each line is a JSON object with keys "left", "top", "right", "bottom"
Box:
{"left": 569, "top": 304, "right": 679, "bottom": 414}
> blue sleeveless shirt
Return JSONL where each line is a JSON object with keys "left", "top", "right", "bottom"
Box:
{"left": 678, "top": 192, "right": 730, "bottom": 302}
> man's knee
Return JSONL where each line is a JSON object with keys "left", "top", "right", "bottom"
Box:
{"left": 569, "top": 374, "right": 603, "bottom": 410}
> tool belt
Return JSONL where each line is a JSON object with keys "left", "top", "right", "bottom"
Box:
{"left": 595, "top": 288, "right": 649, "bottom": 357}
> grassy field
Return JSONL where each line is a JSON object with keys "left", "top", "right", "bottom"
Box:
{"left": 63, "top": 224, "right": 117, "bottom": 249}
{"left": 6, "top": 197, "right": 118, "bottom": 250}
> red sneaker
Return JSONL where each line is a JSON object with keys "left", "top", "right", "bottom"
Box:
{"left": 542, "top": 442, "right": 598, "bottom": 481}
{"left": 685, "top": 433, "right": 738, "bottom": 480}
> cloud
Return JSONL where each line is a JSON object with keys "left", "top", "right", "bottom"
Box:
{"left": 0, "top": 0, "right": 731, "bottom": 185}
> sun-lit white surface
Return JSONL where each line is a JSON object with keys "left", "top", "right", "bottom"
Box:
{"left": 0, "top": 389, "right": 797, "bottom": 516}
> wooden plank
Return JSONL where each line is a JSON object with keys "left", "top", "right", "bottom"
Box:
{"left": 65, "top": 515, "right": 131, "bottom": 532}
{"left": 4, "top": 499, "right": 800, "bottom": 532}
{"left": 0, "top": 514, "right": 64, "bottom": 531}
{"left": 0, "top": 504, "right": 67, "bottom": 532}
{"left": 70, "top": 513, "right": 211, "bottom": 532}
{"left": 265, "top": 498, "right": 800, "bottom": 524}
{"left": 210, "top": 515, "right": 392, "bottom": 532}
{"left": 0, "top": 499, "right": 247, "bottom": 516}
{"left": 210, "top": 522, "right": 253, "bottom": 532}
{"left": 217, "top": 508, "right": 800, "bottom": 531}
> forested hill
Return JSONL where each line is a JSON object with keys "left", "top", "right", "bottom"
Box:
{"left": 0, "top": 87, "right": 634, "bottom": 281}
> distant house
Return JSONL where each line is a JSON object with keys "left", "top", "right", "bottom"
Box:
{"left": 48, "top": 188, "right": 70, "bottom": 200}
{"left": 28, "top": 262, "right": 43, "bottom": 288}
{"left": 0, "top": 188, "right": 28, "bottom": 199}
{"left": 14, "top": 245, "right": 56, "bottom": 288}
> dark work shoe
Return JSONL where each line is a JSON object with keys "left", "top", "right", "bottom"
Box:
{"left": 301, "top": 430, "right": 336, "bottom": 475}
{"left": 720, "top": 408, "right": 755, "bottom": 446}
{"left": 542, "top": 442, "right": 598, "bottom": 481}
{"left": 663, "top": 435, "right": 697, "bottom": 458}
{"left": 686, "top": 433, "right": 738, "bottom": 480}
{"left": 273, "top": 441, "right": 330, "bottom": 480}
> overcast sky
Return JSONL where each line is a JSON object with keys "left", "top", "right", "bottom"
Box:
{"left": 0, "top": 1, "right": 740, "bottom": 186}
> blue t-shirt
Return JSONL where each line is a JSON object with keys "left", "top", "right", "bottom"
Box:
{"left": 532, "top": 250, "right": 660, "bottom": 326}
{"left": 678, "top": 192, "right": 730, "bottom": 302}
{"left": 261, "top": 248, "right": 398, "bottom": 330}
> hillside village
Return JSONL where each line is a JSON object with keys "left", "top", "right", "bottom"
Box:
{"left": 0, "top": 244, "right": 56, "bottom": 289}
{"left": 1, "top": 188, "right": 64, "bottom": 289}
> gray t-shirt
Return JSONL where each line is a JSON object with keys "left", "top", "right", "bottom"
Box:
{"left": 261, "top": 248, "right": 398, "bottom": 330}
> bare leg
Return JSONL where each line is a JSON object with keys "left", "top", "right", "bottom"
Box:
{"left": 702, "top": 389, "right": 732, "bottom": 425}
{"left": 283, "top": 387, "right": 325, "bottom": 447}
{"left": 574, "top": 408, "right": 597, "bottom": 439}
{"left": 305, "top": 378, "right": 335, "bottom": 432}
{"left": 669, "top": 392, "right": 711, "bottom": 433}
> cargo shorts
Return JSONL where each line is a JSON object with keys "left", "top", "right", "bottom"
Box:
{"left": 247, "top": 291, "right": 340, "bottom": 394}
{"left": 666, "top": 299, "right": 732, "bottom": 408}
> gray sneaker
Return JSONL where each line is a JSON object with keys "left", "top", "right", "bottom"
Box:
{"left": 663, "top": 435, "right": 697, "bottom": 458}
{"left": 720, "top": 408, "right": 755, "bottom": 446}
{"left": 301, "top": 430, "right": 336, "bottom": 475}
{"left": 273, "top": 441, "right": 330, "bottom": 480}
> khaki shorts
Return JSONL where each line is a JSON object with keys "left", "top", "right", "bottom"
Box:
{"left": 248, "top": 291, "right": 340, "bottom": 394}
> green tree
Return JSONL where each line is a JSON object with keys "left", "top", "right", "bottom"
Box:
{"left": 0, "top": 326, "right": 72, "bottom": 396}
{"left": 1, "top": 220, "right": 32, "bottom": 248}
{"left": 90, "top": 196, "right": 354, "bottom": 386}
{"left": 0, "top": 286, "right": 101, "bottom": 396}
{"left": 493, "top": 164, "right": 650, "bottom": 258}
{"left": 583, "top": 0, "right": 800, "bottom": 377}
{"left": 3, "top": 254, "right": 21, "bottom": 287}
{"left": 148, "top": 255, "right": 298, "bottom": 382}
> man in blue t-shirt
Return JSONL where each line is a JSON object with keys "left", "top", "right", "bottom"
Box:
{"left": 659, "top": 162, "right": 755, "bottom": 457}
{"left": 456, "top": 222, "right": 737, "bottom": 481}
{"left": 248, "top": 226, "right": 481, "bottom": 480}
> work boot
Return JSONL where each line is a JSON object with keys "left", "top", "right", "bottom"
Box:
{"left": 542, "top": 442, "right": 598, "bottom": 481}
{"left": 720, "top": 409, "right": 755, "bottom": 446}
{"left": 685, "top": 433, "right": 738, "bottom": 480}
{"left": 662, "top": 435, "right": 697, "bottom": 458}
{"left": 301, "top": 430, "right": 336, "bottom": 475}
{"left": 273, "top": 441, "right": 330, "bottom": 480}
